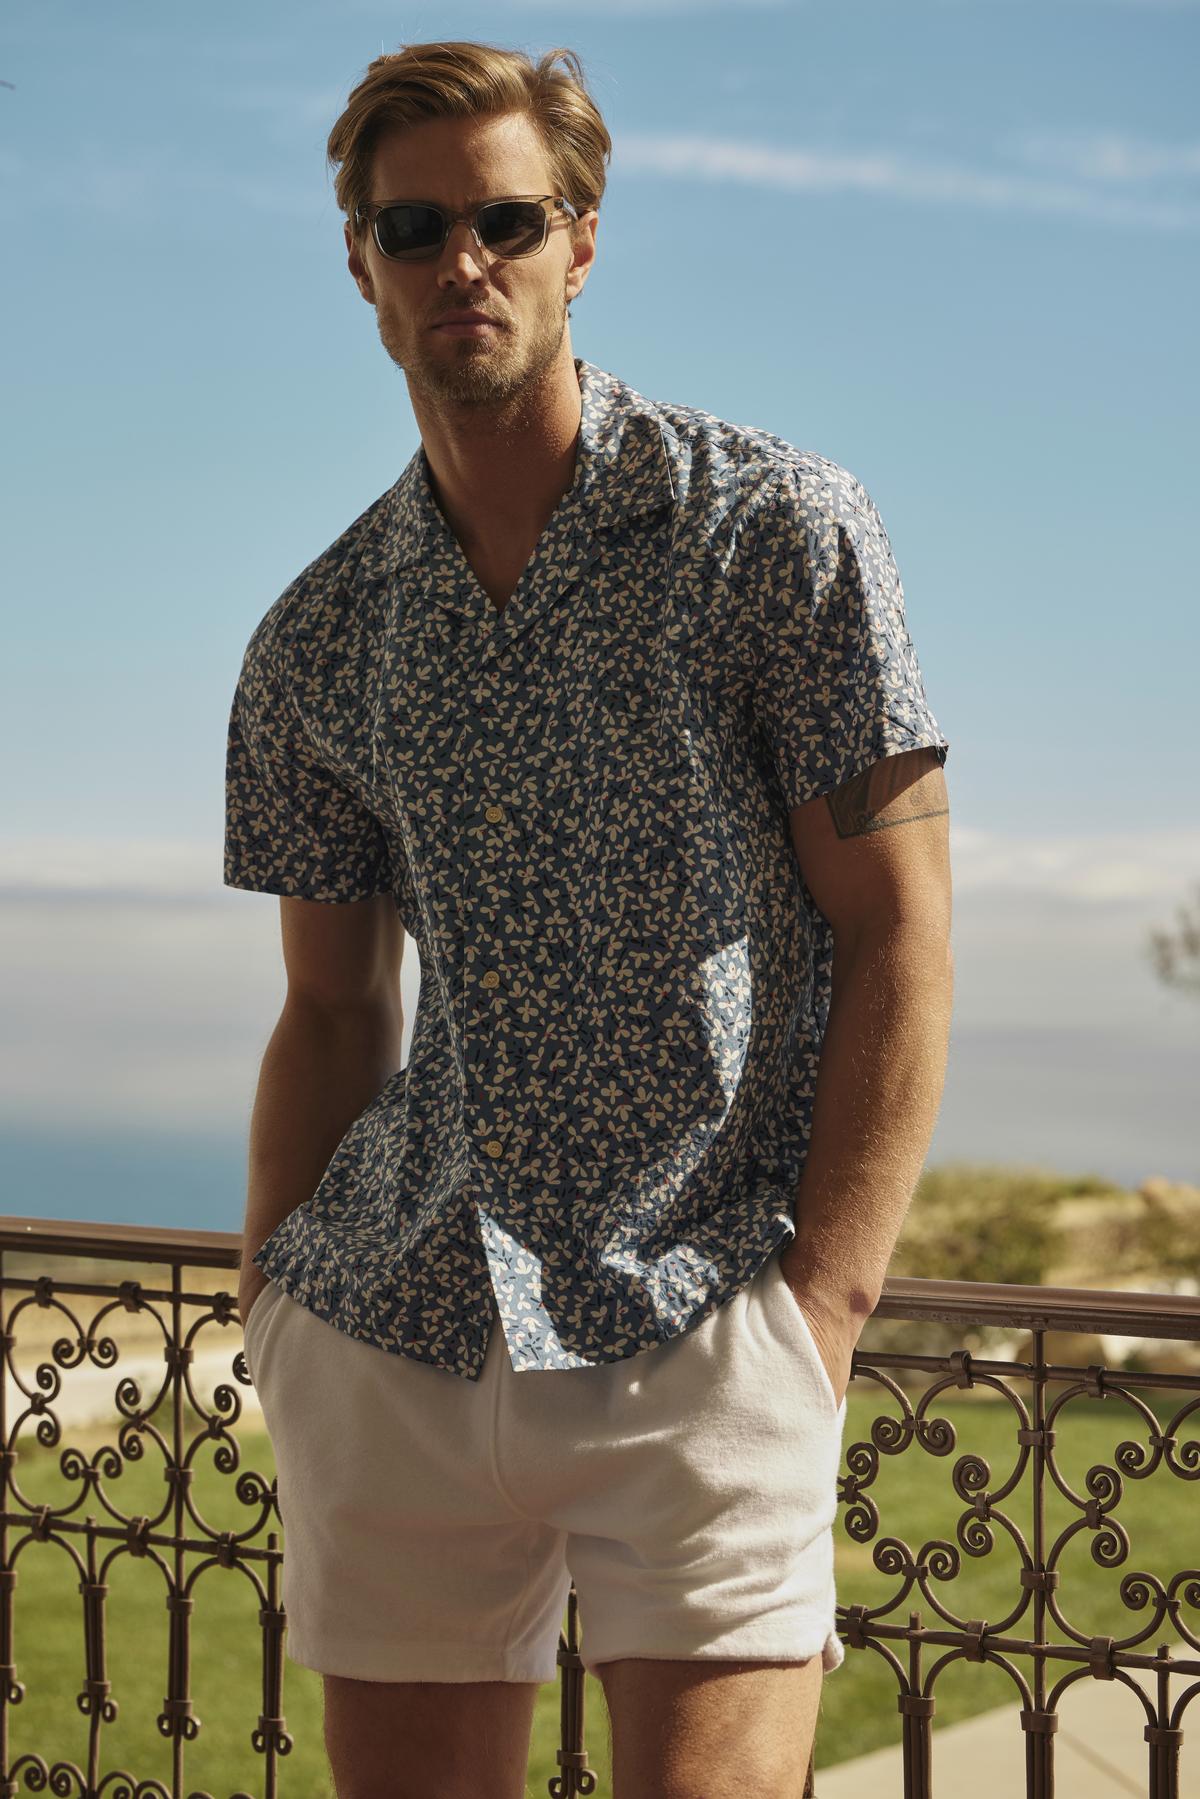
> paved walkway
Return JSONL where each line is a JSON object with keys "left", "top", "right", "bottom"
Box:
{"left": 815, "top": 1665, "right": 1183, "bottom": 1797}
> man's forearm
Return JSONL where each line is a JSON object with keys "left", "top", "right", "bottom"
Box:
{"left": 243, "top": 995, "right": 404, "bottom": 1282}
{"left": 784, "top": 922, "right": 954, "bottom": 1320}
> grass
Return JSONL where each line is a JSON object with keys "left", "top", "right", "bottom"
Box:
{"left": 8, "top": 1366, "right": 1197, "bottom": 1796}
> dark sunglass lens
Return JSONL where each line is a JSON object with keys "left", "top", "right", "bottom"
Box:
{"left": 376, "top": 203, "right": 444, "bottom": 258}
{"left": 479, "top": 201, "right": 546, "bottom": 256}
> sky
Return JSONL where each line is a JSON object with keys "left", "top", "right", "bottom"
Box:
{"left": 2, "top": 0, "right": 1198, "bottom": 1235}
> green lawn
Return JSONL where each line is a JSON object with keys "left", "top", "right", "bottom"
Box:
{"left": 11, "top": 1375, "right": 1194, "bottom": 1797}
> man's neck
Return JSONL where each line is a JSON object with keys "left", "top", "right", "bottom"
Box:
{"left": 413, "top": 347, "right": 583, "bottom": 558}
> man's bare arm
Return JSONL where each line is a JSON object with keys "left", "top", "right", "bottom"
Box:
{"left": 780, "top": 747, "right": 953, "bottom": 1346}
{"left": 239, "top": 892, "right": 404, "bottom": 1324}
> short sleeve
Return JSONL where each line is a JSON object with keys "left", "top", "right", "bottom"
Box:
{"left": 744, "top": 465, "right": 950, "bottom": 810}
{"left": 223, "top": 638, "right": 395, "bottom": 902}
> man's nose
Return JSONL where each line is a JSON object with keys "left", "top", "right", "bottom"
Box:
{"left": 438, "top": 220, "right": 489, "bottom": 277}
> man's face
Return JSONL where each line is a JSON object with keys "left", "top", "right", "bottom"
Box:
{"left": 345, "top": 110, "right": 596, "bottom": 410}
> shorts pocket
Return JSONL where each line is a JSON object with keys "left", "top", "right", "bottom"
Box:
{"left": 766, "top": 1255, "right": 841, "bottom": 1420}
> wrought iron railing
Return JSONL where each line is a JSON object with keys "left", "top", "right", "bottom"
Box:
{"left": 2, "top": 1216, "right": 1198, "bottom": 1797}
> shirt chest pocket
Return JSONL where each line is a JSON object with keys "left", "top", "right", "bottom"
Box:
{"left": 597, "top": 677, "right": 674, "bottom": 793}
{"left": 586, "top": 660, "right": 747, "bottom": 950}
{"left": 587, "top": 678, "right": 692, "bottom": 926}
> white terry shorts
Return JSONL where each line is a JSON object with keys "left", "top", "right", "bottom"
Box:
{"left": 242, "top": 1240, "right": 848, "bottom": 1684}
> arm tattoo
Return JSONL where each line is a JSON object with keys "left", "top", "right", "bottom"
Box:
{"left": 826, "top": 755, "right": 950, "bottom": 839}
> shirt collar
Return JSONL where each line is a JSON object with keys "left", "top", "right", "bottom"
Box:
{"left": 388, "top": 356, "right": 684, "bottom": 576}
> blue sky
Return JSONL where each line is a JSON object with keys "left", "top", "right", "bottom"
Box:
{"left": 2, "top": 0, "right": 1198, "bottom": 1228}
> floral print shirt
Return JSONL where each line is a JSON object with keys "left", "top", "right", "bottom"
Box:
{"left": 224, "top": 356, "right": 950, "bottom": 1380}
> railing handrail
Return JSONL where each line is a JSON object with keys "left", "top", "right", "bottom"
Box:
{"left": 0, "top": 1213, "right": 244, "bottom": 1267}
{"left": 875, "top": 1273, "right": 1200, "bottom": 1338}
{"left": 2, "top": 1214, "right": 1197, "bottom": 1338}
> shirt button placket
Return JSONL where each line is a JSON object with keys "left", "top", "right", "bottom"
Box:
{"left": 471, "top": 798, "right": 514, "bottom": 1165}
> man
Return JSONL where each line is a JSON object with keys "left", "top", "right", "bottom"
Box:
{"left": 224, "top": 39, "right": 953, "bottom": 1799}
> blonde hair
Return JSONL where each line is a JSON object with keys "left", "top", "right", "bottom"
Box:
{"left": 327, "top": 40, "right": 612, "bottom": 246}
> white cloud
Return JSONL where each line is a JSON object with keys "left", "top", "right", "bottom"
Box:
{"left": 1003, "top": 128, "right": 1200, "bottom": 184}
{"left": 612, "top": 132, "right": 1200, "bottom": 232}
{"left": 948, "top": 824, "right": 1200, "bottom": 903}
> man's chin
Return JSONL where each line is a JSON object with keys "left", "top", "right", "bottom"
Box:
{"left": 411, "top": 348, "right": 526, "bottom": 405}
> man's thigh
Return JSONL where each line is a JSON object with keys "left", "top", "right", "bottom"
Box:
{"left": 321, "top": 1672, "right": 542, "bottom": 1799}
{"left": 595, "top": 1654, "right": 821, "bottom": 1799}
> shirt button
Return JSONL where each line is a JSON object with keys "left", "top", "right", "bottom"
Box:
{"left": 484, "top": 1139, "right": 504, "bottom": 1158}
{"left": 481, "top": 970, "right": 500, "bottom": 989}
{"left": 484, "top": 803, "right": 505, "bottom": 823}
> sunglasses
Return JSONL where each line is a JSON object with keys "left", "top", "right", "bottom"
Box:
{"left": 354, "top": 193, "right": 581, "bottom": 263}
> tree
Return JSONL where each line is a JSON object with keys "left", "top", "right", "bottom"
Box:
{"left": 1146, "top": 879, "right": 1200, "bottom": 1000}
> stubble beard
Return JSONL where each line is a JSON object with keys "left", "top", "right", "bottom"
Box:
{"left": 376, "top": 277, "right": 572, "bottom": 415}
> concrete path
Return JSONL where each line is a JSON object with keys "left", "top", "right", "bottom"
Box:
{"left": 815, "top": 1665, "right": 1187, "bottom": 1797}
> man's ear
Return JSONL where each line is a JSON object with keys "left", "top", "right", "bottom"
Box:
{"left": 344, "top": 221, "right": 375, "bottom": 305}
{"left": 566, "top": 209, "right": 598, "bottom": 309}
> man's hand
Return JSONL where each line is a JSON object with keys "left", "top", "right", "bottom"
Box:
{"left": 777, "top": 1247, "right": 866, "bottom": 1409}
